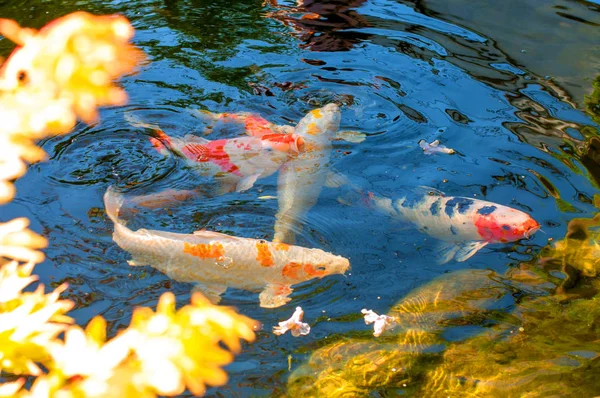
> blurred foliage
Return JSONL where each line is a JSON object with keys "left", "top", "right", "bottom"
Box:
{"left": 540, "top": 194, "right": 600, "bottom": 279}
{"left": 0, "top": 12, "right": 258, "bottom": 397}
{"left": 585, "top": 75, "right": 600, "bottom": 126}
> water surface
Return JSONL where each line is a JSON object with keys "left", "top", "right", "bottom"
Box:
{"left": 2, "top": 0, "right": 600, "bottom": 395}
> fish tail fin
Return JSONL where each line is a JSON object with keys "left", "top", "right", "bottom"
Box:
{"left": 104, "top": 186, "right": 126, "bottom": 226}
{"left": 149, "top": 129, "right": 172, "bottom": 156}
{"left": 123, "top": 112, "right": 171, "bottom": 156}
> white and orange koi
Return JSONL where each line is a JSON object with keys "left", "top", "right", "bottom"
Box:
{"left": 365, "top": 187, "right": 540, "bottom": 263}
{"left": 150, "top": 129, "right": 305, "bottom": 192}
{"left": 104, "top": 187, "right": 349, "bottom": 308}
{"left": 126, "top": 113, "right": 304, "bottom": 192}
{"left": 273, "top": 103, "right": 342, "bottom": 243}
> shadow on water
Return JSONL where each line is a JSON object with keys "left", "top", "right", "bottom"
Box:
{"left": 2, "top": 0, "right": 600, "bottom": 395}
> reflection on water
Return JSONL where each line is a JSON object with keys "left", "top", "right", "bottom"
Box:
{"left": 2, "top": 0, "right": 600, "bottom": 395}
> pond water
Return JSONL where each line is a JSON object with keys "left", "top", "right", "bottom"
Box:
{"left": 2, "top": 0, "right": 600, "bottom": 396}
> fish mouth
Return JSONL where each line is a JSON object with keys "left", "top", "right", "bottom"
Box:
{"left": 524, "top": 224, "right": 541, "bottom": 239}
{"left": 322, "top": 103, "right": 340, "bottom": 113}
{"left": 294, "top": 136, "right": 305, "bottom": 153}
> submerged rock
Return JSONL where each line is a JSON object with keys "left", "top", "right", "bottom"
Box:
{"left": 287, "top": 269, "right": 516, "bottom": 396}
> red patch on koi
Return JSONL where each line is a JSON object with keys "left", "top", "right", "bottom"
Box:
{"left": 474, "top": 214, "right": 498, "bottom": 241}
{"left": 256, "top": 242, "right": 275, "bottom": 267}
{"left": 475, "top": 214, "right": 539, "bottom": 242}
{"left": 181, "top": 140, "right": 242, "bottom": 176}
{"left": 183, "top": 242, "right": 225, "bottom": 260}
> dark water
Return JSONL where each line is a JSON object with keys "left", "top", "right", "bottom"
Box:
{"left": 2, "top": 0, "right": 600, "bottom": 396}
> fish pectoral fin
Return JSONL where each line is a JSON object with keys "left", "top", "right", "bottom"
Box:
{"left": 192, "top": 283, "right": 228, "bottom": 304}
{"left": 430, "top": 140, "right": 440, "bottom": 147}
{"left": 454, "top": 241, "right": 488, "bottom": 262}
{"left": 235, "top": 173, "right": 262, "bottom": 192}
{"left": 435, "top": 241, "right": 488, "bottom": 264}
{"left": 127, "top": 256, "right": 148, "bottom": 266}
{"left": 335, "top": 130, "right": 366, "bottom": 143}
{"left": 259, "top": 284, "right": 293, "bottom": 308}
{"left": 435, "top": 241, "right": 461, "bottom": 265}
{"left": 325, "top": 170, "right": 349, "bottom": 188}
{"left": 183, "top": 134, "right": 211, "bottom": 144}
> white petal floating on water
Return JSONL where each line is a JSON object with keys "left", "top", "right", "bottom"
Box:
{"left": 418, "top": 139, "right": 455, "bottom": 155}
{"left": 273, "top": 307, "right": 311, "bottom": 337}
{"left": 361, "top": 309, "right": 397, "bottom": 337}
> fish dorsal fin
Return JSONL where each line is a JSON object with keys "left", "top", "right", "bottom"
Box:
{"left": 192, "top": 229, "right": 237, "bottom": 240}
{"left": 183, "top": 134, "right": 211, "bottom": 144}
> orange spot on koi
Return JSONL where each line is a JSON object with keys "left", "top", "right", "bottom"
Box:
{"left": 282, "top": 262, "right": 303, "bottom": 279}
{"left": 275, "top": 243, "right": 290, "bottom": 251}
{"left": 256, "top": 242, "right": 274, "bottom": 267}
{"left": 306, "top": 122, "right": 321, "bottom": 136}
{"left": 304, "top": 263, "right": 327, "bottom": 277}
{"left": 183, "top": 242, "right": 225, "bottom": 260}
{"left": 311, "top": 109, "right": 323, "bottom": 119}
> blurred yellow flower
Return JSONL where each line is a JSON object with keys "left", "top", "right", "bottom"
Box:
{"left": 0, "top": 218, "right": 47, "bottom": 264}
{"left": 0, "top": 12, "right": 259, "bottom": 397}
{"left": 0, "top": 11, "right": 145, "bottom": 203}
{"left": 124, "top": 292, "right": 259, "bottom": 396}
{"left": 0, "top": 261, "right": 74, "bottom": 376}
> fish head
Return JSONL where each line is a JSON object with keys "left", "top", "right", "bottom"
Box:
{"left": 474, "top": 205, "right": 540, "bottom": 243}
{"left": 294, "top": 103, "right": 341, "bottom": 144}
{"left": 281, "top": 252, "right": 350, "bottom": 282}
{"left": 260, "top": 133, "right": 305, "bottom": 155}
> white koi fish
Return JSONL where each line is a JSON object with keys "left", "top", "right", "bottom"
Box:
{"left": 104, "top": 187, "right": 350, "bottom": 308}
{"left": 365, "top": 187, "right": 540, "bottom": 264}
{"left": 272, "top": 103, "right": 342, "bottom": 244}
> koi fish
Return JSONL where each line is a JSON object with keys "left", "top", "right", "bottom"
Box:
{"left": 273, "top": 103, "right": 342, "bottom": 243}
{"left": 104, "top": 187, "right": 350, "bottom": 308}
{"left": 365, "top": 187, "right": 540, "bottom": 263}
{"left": 126, "top": 112, "right": 305, "bottom": 192}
